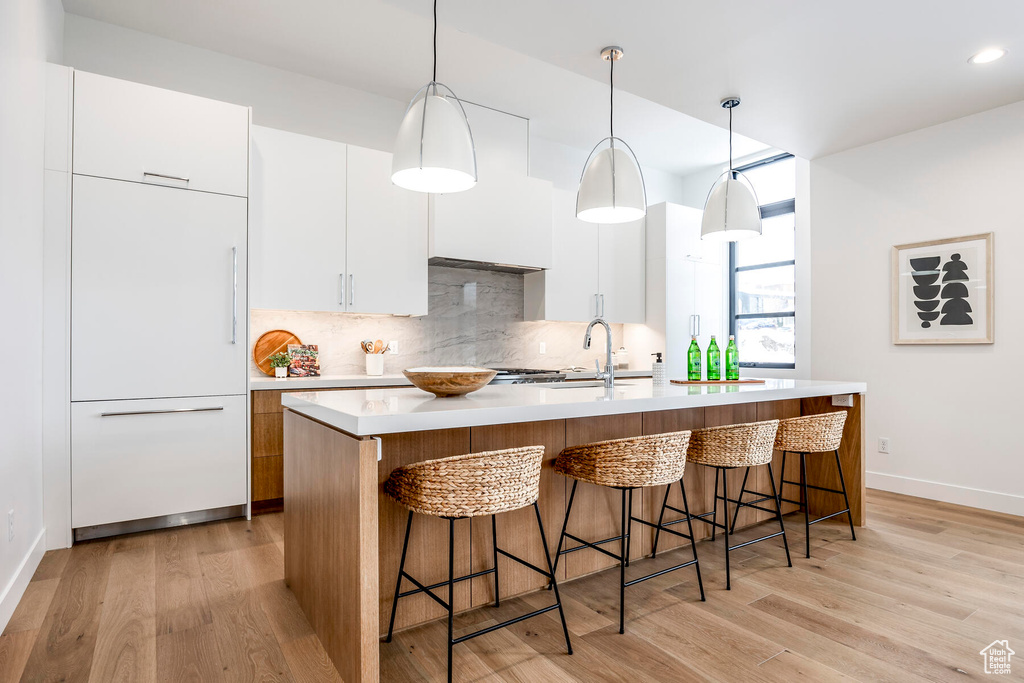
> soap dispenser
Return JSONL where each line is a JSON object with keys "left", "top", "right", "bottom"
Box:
{"left": 651, "top": 352, "right": 666, "bottom": 386}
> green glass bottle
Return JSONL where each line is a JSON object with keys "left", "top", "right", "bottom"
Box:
{"left": 687, "top": 337, "right": 702, "bottom": 381}
{"left": 725, "top": 335, "right": 740, "bottom": 381}
{"left": 707, "top": 335, "right": 721, "bottom": 381}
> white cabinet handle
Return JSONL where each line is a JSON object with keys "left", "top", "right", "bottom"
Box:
{"left": 689, "top": 314, "right": 701, "bottom": 337}
{"left": 231, "top": 247, "right": 238, "bottom": 344}
{"left": 142, "top": 171, "right": 190, "bottom": 184}
{"left": 600, "top": 294, "right": 605, "bottom": 318}
{"left": 101, "top": 406, "right": 224, "bottom": 417}
{"left": 594, "top": 294, "right": 599, "bottom": 318}
{"left": 339, "top": 274, "right": 346, "bottom": 306}
{"left": 349, "top": 274, "right": 355, "bottom": 307}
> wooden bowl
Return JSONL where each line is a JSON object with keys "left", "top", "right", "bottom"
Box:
{"left": 402, "top": 367, "right": 498, "bottom": 397}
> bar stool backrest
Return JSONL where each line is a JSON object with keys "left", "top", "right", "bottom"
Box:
{"left": 384, "top": 446, "right": 545, "bottom": 518}
{"left": 775, "top": 412, "right": 847, "bottom": 453}
{"left": 686, "top": 420, "right": 779, "bottom": 468}
{"left": 554, "top": 431, "right": 691, "bottom": 488}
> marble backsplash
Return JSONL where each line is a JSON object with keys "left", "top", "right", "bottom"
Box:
{"left": 250, "top": 266, "right": 626, "bottom": 376}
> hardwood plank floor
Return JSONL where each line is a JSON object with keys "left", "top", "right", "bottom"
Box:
{"left": 3, "top": 490, "right": 1021, "bottom": 682}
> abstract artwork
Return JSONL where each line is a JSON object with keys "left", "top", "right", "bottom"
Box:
{"left": 892, "top": 233, "right": 993, "bottom": 344}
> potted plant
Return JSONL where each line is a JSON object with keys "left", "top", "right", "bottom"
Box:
{"left": 269, "top": 352, "right": 291, "bottom": 378}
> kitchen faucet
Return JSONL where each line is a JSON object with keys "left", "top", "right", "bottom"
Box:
{"left": 584, "top": 317, "right": 615, "bottom": 389}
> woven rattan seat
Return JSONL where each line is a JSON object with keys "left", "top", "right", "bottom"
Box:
{"left": 686, "top": 420, "right": 779, "bottom": 468}
{"left": 553, "top": 431, "right": 692, "bottom": 489}
{"left": 383, "top": 446, "right": 543, "bottom": 518}
{"left": 774, "top": 412, "right": 846, "bottom": 453}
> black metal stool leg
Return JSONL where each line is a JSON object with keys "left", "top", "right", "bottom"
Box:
{"left": 729, "top": 466, "right": 751, "bottom": 534}
{"left": 800, "top": 452, "right": 810, "bottom": 558}
{"left": 619, "top": 487, "right": 628, "bottom": 633}
{"left": 385, "top": 510, "right": 413, "bottom": 642}
{"left": 711, "top": 466, "right": 721, "bottom": 542}
{"left": 491, "top": 514, "right": 500, "bottom": 607}
{"left": 624, "top": 488, "right": 633, "bottom": 567}
{"left": 446, "top": 517, "right": 455, "bottom": 683}
{"left": 549, "top": 480, "right": 578, "bottom": 585}
{"left": 678, "top": 480, "right": 706, "bottom": 601}
{"left": 651, "top": 483, "right": 671, "bottom": 558}
{"left": 722, "top": 468, "right": 731, "bottom": 590}
{"left": 767, "top": 462, "right": 792, "bottom": 567}
{"left": 534, "top": 502, "right": 573, "bottom": 655}
{"left": 835, "top": 449, "right": 857, "bottom": 542}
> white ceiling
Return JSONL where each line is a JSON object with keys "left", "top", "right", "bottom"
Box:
{"left": 62, "top": 0, "right": 1024, "bottom": 169}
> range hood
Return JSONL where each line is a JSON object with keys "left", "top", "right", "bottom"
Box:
{"left": 428, "top": 256, "right": 543, "bottom": 275}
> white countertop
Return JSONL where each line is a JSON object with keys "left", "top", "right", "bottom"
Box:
{"left": 249, "top": 369, "right": 653, "bottom": 390}
{"left": 281, "top": 378, "right": 867, "bottom": 436}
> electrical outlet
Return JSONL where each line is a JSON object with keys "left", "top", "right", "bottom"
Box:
{"left": 388, "top": 340, "right": 398, "bottom": 355}
{"left": 539, "top": 342, "right": 546, "bottom": 355}
{"left": 831, "top": 394, "right": 854, "bottom": 408}
{"left": 7, "top": 510, "right": 13, "bottom": 542}
{"left": 878, "top": 437, "right": 890, "bottom": 454}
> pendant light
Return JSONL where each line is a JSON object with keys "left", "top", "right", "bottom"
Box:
{"left": 700, "top": 97, "right": 761, "bottom": 241}
{"left": 576, "top": 46, "right": 646, "bottom": 224}
{"left": 391, "top": 0, "right": 477, "bottom": 193}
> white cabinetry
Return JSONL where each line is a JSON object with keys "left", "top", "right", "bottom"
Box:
{"left": 644, "top": 202, "right": 727, "bottom": 378}
{"left": 429, "top": 102, "right": 553, "bottom": 270}
{"left": 73, "top": 71, "right": 249, "bottom": 197}
{"left": 71, "top": 176, "right": 248, "bottom": 401}
{"left": 249, "top": 126, "right": 428, "bottom": 315}
{"left": 525, "top": 188, "right": 645, "bottom": 324}
{"left": 71, "top": 396, "right": 247, "bottom": 528}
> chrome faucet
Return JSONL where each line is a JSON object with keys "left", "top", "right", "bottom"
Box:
{"left": 584, "top": 317, "right": 614, "bottom": 389}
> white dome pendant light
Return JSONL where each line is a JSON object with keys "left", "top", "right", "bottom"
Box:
{"left": 391, "top": 0, "right": 477, "bottom": 193}
{"left": 701, "top": 97, "right": 762, "bottom": 241}
{"left": 577, "top": 46, "right": 646, "bottom": 224}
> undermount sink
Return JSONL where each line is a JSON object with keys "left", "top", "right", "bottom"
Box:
{"left": 547, "top": 381, "right": 635, "bottom": 389}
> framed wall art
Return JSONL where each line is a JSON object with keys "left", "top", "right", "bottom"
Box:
{"left": 891, "top": 233, "right": 993, "bottom": 344}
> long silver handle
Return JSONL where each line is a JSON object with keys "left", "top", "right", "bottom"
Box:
{"left": 594, "top": 294, "right": 599, "bottom": 317}
{"left": 231, "top": 247, "right": 238, "bottom": 344}
{"left": 101, "top": 406, "right": 224, "bottom": 417}
{"left": 339, "top": 274, "right": 346, "bottom": 306}
{"left": 600, "top": 294, "right": 605, "bottom": 318}
{"left": 349, "top": 274, "right": 355, "bottom": 307}
{"left": 694, "top": 314, "right": 701, "bottom": 337}
{"left": 142, "top": 171, "right": 190, "bottom": 183}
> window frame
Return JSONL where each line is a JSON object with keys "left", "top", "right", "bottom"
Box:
{"left": 727, "top": 153, "right": 797, "bottom": 370}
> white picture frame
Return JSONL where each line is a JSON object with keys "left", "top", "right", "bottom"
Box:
{"left": 891, "top": 233, "right": 994, "bottom": 344}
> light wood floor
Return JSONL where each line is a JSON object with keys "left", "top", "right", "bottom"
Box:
{"left": 2, "top": 490, "right": 1022, "bottom": 682}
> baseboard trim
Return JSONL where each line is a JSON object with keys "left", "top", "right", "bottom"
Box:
{"left": 867, "top": 471, "right": 1024, "bottom": 517}
{"left": 0, "top": 528, "right": 46, "bottom": 633}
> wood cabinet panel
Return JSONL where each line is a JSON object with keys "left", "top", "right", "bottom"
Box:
{"left": 252, "top": 390, "right": 285, "bottom": 414}
{"left": 252, "top": 413, "right": 283, "bottom": 458}
{"left": 468, "top": 420, "right": 566, "bottom": 608}
{"left": 800, "top": 395, "right": 866, "bottom": 526}
{"left": 252, "top": 455, "right": 283, "bottom": 501}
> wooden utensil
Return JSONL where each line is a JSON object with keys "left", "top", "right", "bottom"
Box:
{"left": 373, "top": 339, "right": 384, "bottom": 354}
{"left": 361, "top": 340, "right": 373, "bottom": 354}
{"left": 253, "top": 329, "right": 301, "bottom": 376}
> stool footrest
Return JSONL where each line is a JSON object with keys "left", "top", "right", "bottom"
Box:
{"left": 781, "top": 479, "right": 848, "bottom": 496}
{"left": 623, "top": 557, "right": 699, "bottom": 588}
{"left": 451, "top": 603, "right": 560, "bottom": 645}
{"left": 558, "top": 532, "right": 624, "bottom": 562}
{"left": 728, "top": 530, "right": 786, "bottom": 552}
{"left": 630, "top": 515, "right": 694, "bottom": 542}
{"left": 805, "top": 507, "right": 852, "bottom": 526}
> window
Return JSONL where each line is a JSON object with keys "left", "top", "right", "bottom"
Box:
{"left": 729, "top": 153, "right": 796, "bottom": 369}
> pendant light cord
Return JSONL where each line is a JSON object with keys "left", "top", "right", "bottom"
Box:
{"left": 432, "top": 0, "right": 437, "bottom": 83}
{"left": 728, "top": 104, "right": 733, "bottom": 174}
{"left": 609, "top": 55, "right": 615, "bottom": 138}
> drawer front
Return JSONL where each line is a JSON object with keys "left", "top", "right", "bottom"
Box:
{"left": 72, "top": 396, "right": 247, "bottom": 528}
{"left": 73, "top": 71, "right": 249, "bottom": 197}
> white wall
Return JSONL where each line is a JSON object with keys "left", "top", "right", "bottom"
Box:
{"left": 810, "top": 100, "right": 1024, "bottom": 515}
{"left": 0, "top": 0, "right": 64, "bottom": 631}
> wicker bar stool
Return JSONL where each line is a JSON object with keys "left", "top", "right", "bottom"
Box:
{"left": 551, "top": 431, "right": 704, "bottom": 634}
{"left": 655, "top": 419, "right": 791, "bottom": 590}
{"left": 383, "top": 446, "right": 572, "bottom": 683}
{"left": 751, "top": 411, "right": 855, "bottom": 558}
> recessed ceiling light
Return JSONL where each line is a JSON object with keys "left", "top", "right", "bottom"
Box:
{"left": 968, "top": 48, "right": 1007, "bottom": 64}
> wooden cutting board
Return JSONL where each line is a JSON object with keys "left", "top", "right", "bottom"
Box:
{"left": 253, "top": 329, "right": 302, "bottom": 376}
{"left": 670, "top": 378, "right": 766, "bottom": 385}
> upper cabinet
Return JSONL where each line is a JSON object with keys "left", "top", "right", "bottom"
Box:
{"left": 429, "top": 103, "right": 553, "bottom": 270}
{"left": 249, "top": 126, "right": 428, "bottom": 316}
{"left": 525, "top": 188, "right": 645, "bottom": 324}
{"left": 73, "top": 71, "right": 249, "bottom": 197}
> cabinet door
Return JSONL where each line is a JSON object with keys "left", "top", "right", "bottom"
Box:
{"left": 599, "top": 219, "right": 646, "bottom": 324}
{"left": 71, "top": 176, "right": 247, "bottom": 401}
{"left": 346, "top": 145, "right": 428, "bottom": 315}
{"left": 73, "top": 71, "right": 249, "bottom": 197}
{"left": 693, "top": 260, "right": 726, "bottom": 342}
{"left": 524, "top": 188, "right": 599, "bottom": 321}
{"left": 71, "top": 396, "right": 247, "bottom": 528}
{"left": 249, "top": 126, "right": 347, "bottom": 312}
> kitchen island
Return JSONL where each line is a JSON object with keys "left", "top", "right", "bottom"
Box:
{"left": 281, "top": 378, "right": 866, "bottom": 682}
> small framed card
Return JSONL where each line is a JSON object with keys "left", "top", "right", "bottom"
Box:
{"left": 287, "top": 344, "right": 321, "bottom": 377}
{"left": 891, "top": 233, "right": 993, "bottom": 344}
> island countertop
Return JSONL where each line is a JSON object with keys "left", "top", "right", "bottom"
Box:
{"left": 281, "top": 377, "right": 867, "bottom": 436}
